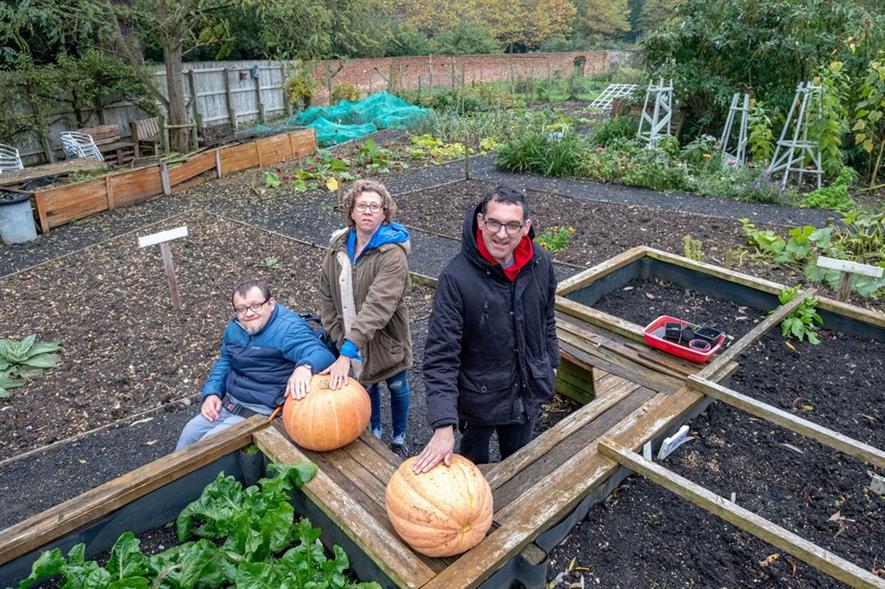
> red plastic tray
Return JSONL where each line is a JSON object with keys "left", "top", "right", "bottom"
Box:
{"left": 642, "top": 315, "right": 725, "bottom": 363}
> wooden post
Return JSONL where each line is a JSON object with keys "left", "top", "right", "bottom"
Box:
{"left": 281, "top": 63, "right": 292, "bottom": 117}
{"left": 30, "top": 101, "right": 56, "bottom": 163}
{"left": 159, "top": 162, "right": 171, "bottom": 195}
{"left": 160, "top": 242, "right": 182, "bottom": 311}
{"left": 223, "top": 68, "right": 238, "bottom": 131}
{"left": 255, "top": 69, "right": 266, "bottom": 122}
{"left": 464, "top": 148, "right": 469, "bottom": 180}
{"left": 158, "top": 113, "right": 170, "bottom": 154}
{"left": 186, "top": 70, "right": 203, "bottom": 136}
{"left": 215, "top": 148, "right": 222, "bottom": 178}
{"left": 138, "top": 226, "right": 188, "bottom": 311}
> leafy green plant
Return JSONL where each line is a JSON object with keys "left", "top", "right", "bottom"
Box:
{"left": 0, "top": 335, "right": 60, "bottom": 399}
{"left": 775, "top": 287, "right": 823, "bottom": 344}
{"left": 537, "top": 226, "right": 575, "bottom": 253}
{"left": 408, "top": 134, "right": 469, "bottom": 162}
{"left": 264, "top": 171, "right": 281, "bottom": 189}
{"left": 19, "top": 463, "right": 381, "bottom": 589}
{"left": 811, "top": 61, "right": 850, "bottom": 178}
{"left": 800, "top": 166, "right": 857, "bottom": 211}
{"left": 259, "top": 256, "right": 280, "bottom": 270}
{"left": 356, "top": 139, "right": 399, "bottom": 173}
{"left": 852, "top": 53, "right": 885, "bottom": 187}
{"left": 682, "top": 235, "right": 704, "bottom": 261}
{"left": 681, "top": 134, "right": 720, "bottom": 169}
{"left": 747, "top": 103, "right": 775, "bottom": 166}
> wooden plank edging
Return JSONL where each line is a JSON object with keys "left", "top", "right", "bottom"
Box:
{"left": 0, "top": 416, "right": 269, "bottom": 566}
{"left": 598, "top": 439, "right": 885, "bottom": 589}
{"left": 687, "top": 376, "right": 885, "bottom": 469}
{"left": 253, "top": 427, "right": 435, "bottom": 589}
{"left": 555, "top": 295, "right": 645, "bottom": 342}
{"left": 555, "top": 246, "right": 648, "bottom": 297}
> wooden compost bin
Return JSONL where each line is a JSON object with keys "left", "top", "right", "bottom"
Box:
{"left": 33, "top": 128, "right": 316, "bottom": 233}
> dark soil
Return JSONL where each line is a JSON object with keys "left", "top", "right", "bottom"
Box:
{"left": 547, "top": 278, "right": 884, "bottom": 587}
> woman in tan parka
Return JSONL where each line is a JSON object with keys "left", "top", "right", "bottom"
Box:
{"left": 319, "top": 179, "right": 412, "bottom": 458}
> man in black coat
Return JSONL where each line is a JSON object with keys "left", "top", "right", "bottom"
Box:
{"left": 413, "top": 185, "right": 559, "bottom": 473}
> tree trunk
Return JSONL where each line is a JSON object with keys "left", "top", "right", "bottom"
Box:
{"left": 158, "top": 1, "right": 190, "bottom": 153}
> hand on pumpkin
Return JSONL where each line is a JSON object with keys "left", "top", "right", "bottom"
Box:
{"left": 201, "top": 395, "right": 222, "bottom": 421}
{"left": 412, "top": 426, "right": 454, "bottom": 474}
{"left": 320, "top": 355, "right": 351, "bottom": 390}
{"left": 286, "top": 365, "right": 313, "bottom": 400}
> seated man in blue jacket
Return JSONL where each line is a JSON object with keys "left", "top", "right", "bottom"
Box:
{"left": 176, "top": 279, "right": 336, "bottom": 449}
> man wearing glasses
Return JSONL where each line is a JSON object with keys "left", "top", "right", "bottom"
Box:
{"left": 176, "top": 279, "right": 335, "bottom": 449}
{"left": 413, "top": 185, "right": 559, "bottom": 473}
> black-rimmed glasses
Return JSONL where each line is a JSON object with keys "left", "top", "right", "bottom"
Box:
{"left": 482, "top": 215, "right": 524, "bottom": 235}
{"left": 234, "top": 297, "right": 269, "bottom": 315}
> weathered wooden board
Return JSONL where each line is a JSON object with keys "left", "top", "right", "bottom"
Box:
{"left": 168, "top": 150, "right": 217, "bottom": 186}
{"left": 108, "top": 165, "right": 163, "bottom": 208}
{"left": 288, "top": 129, "right": 317, "bottom": 158}
{"left": 34, "top": 177, "right": 108, "bottom": 232}
{"left": 220, "top": 142, "right": 260, "bottom": 175}
{"left": 257, "top": 133, "right": 294, "bottom": 166}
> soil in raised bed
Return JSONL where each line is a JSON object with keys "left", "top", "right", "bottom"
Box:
{"left": 0, "top": 209, "right": 435, "bottom": 461}
{"left": 546, "top": 278, "right": 883, "bottom": 587}
{"left": 731, "top": 329, "right": 884, "bottom": 449}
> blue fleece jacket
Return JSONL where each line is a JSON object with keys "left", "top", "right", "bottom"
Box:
{"left": 201, "top": 303, "right": 336, "bottom": 407}
{"left": 339, "top": 222, "right": 410, "bottom": 360}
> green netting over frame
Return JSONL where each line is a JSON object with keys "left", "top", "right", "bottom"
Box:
{"left": 290, "top": 91, "right": 428, "bottom": 146}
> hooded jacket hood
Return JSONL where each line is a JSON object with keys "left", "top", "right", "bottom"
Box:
{"left": 461, "top": 201, "right": 535, "bottom": 280}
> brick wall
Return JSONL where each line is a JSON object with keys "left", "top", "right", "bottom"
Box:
{"left": 308, "top": 51, "right": 633, "bottom": 103}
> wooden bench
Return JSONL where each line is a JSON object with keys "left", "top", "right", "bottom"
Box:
{"left": 78, "top": 124, "right": 135, "bottom": 166}
{"left": 129, "top": 117, "right": 161, "bottom": 158}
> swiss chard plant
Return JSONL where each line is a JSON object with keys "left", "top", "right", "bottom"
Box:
{"left": 18, "top": 462, "right": 381, "bottom": 589}
{"left": 0, "top": 335, "right": 61, "bottom": 399}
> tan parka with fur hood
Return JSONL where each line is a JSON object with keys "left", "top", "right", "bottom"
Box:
{"left": 318, "top": 227, "right": 412, "bottom": 385}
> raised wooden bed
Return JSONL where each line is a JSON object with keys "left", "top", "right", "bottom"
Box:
{"left": 33, "top": 128, "right": 317, "bottom": 233}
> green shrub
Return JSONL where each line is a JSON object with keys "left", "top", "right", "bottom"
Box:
{"left": 286, "top": 65, "right": 315, "bottom": 110}
{"left": 691, "top": 167, "right": 783, "bottom": 203}
{"left": 331, "top": 83, "right": 360, "bottom": 103}
{"left": 588, "top": 115, "right": 640, "bottom": 147}
{"left": 537, "top": 226, "right": 575, "bottom": 253}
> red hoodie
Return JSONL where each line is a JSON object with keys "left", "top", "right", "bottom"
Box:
{"left": 476, "top": 228, "right": 534, "bottom": 281}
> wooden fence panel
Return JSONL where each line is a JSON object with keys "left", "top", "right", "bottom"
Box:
{"left": 220, "top": 142, "right": 260, "bottom": 175}
{"left": 289, "top": 129, "right": 317, "bottom": 158}
{"left": 108, "top": 166, "right": 163, "bottom": 208}
{"left": 257, "top": 133, "right": 294, "bottom": 166}
{"left": 168, "top": 151, "right": 217, "bottom": 186}
{"left": 34, "top": 178, "right": 108, "bottom": 232}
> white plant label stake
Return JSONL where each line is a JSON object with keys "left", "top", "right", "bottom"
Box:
{"left": 816, "top": 256, "right": 883, "bottom": 301}
{"left": 657, "top": 425, "right": 691, "bottom": 460}
{"left": 138, "top": 225, "right": 188, "bottom": 311}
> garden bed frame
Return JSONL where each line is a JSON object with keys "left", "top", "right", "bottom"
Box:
{"left": 2, "top": 246, "right": 882, "bottom": 588}
{"left": 31, "top": 128, "right": 316, "bottom": 233}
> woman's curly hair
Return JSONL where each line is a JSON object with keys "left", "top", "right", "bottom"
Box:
{"left": 341, "top": 179, "right": 397, "bottom": 227}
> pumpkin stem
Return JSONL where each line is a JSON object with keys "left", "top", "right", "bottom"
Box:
{"left": 460, "top": 524, "right": 471, "bottom": 534}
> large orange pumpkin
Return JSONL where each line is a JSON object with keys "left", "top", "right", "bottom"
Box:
{"left": 282, "top": 375, "right": 371, "bottom": 451}
{"left": 385, "top": 454, "right": 493, "bottom": 557}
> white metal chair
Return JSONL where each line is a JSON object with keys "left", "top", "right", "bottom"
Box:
{"left": 0, "top": 144, "right": 24, "bottom": 173}
{"left": 60, "top": 131, "right": 104, "bottom": 161}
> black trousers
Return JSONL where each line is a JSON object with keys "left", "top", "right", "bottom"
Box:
{"left": 459, "top": 415, "right": 536, "bottom": 465}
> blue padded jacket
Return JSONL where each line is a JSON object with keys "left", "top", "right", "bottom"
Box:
{"left": 201, "top": 303, "right": 336, "bottom": 407}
